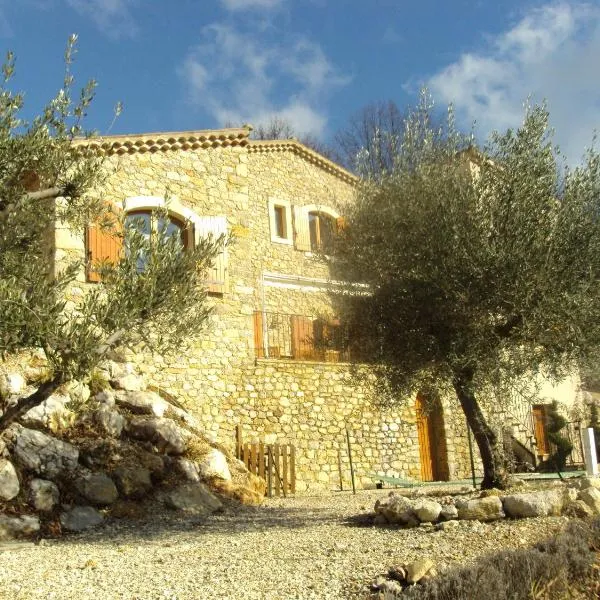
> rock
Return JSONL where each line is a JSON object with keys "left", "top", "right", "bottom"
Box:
{"left": 115, "top": 390, "right": 168, "bottom": 417}
{"left": 112, "top": 465, "right": 152, "bottom": 499}
{"left": 0, "top": 515, "right": 40, "bottom": 540}
{"left": 413, "top": 499, "right": 442, "bottom": 522}
{"left": 563, "top": 499, "right": 595, "bottom": 518}
{"left": 13, "top": 427, "right": 79, "bottom": 479}
{"left": 578, "top": 487, "right": 600, "bottom": 515}
{"left": 388, "top": 565, "right": 407, "bottom": 582}
{"left": 60, "top": 506, "right": 104, "bottom": 532}
{"left": 502, "top": 490, "right": 564, "bottom": 518}
{"left": 564, "top": 487, "right": 578, "bottom": 503}
{"left": 197, "top": 448, "right": 232, "bottom": 481}
{"left": 22, "top": 393, "right": 73, "bottom": 429}
{"left": 94, "top": 405, "right": 125, "bottom": 437}
{"left": 0, "top": 459, "right": 19, "bottom": 501}
{"left": 5, "top": 373, "right": 25, "bottom": 395}
{"left": 406, "top": 558, "right": 435, "bottom": 584}
{"left": 371, "top": 575, "right": 388, "bottom": 591}
{"left": 111, "top": 374, "right": 145, "bottom": 392}
{"left": 440, "top": 504, "right": 459, "bottom": 521}
{"left": 165, "top": 482, "right": 223, "bottom": 515}
{"left": 437, "top": 519, "right": 460, "bottom": 531}
{"left": 64, "top": 381, "right": 90, "bottom": 404}
{"left": 29, "top": 479, "right": 59, "bottom": 512}
{"left": 75, "top": 473, "right": 118, "bottom": 505}
{"left": 127, "top": 417, "right": 190, "bottom": 454}
{"left": 103, "top": 360, "right": 135, "bottom": 380}
{"left": 578, "top": 477, "right": 600, "bottom": 491}
{"left": 95, "top": 390, "right": 115, "bottom": 407}
{"left": 374, "top": 494, "right": 416, "bottom": 526}
{"left": 456, "top": 496, "right": 505, "bottom": 521}
{"left": 506, "top": 475, "right": 527, "bottom": 489}
{"left": 380, "top": 580, "right": 403, "bottom": 596}
{"left": 174, "top": 458, "right": 200, "bottom": 482}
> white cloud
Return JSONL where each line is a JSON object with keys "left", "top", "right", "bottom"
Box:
{"left": 65, "top": 0, "right": 139, "bottom": 38}
{"left": 428, "top": 2, "right": 600, "bottom": 162}
{"left": 220, "top": 0, "right": 282, "bottom": 11}
{"left": 178, "top": 23, "right": 349, "bottom": 137}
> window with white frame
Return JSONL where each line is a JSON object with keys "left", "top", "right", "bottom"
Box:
{"left": 268, "top": 198, "right": 293, "bottom": 244}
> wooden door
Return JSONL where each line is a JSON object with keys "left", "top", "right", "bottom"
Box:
{"left": 416, "top": 394, "right": 449, "bottom": 481}
{"left": 532, "top": 405, "right": 550, "bottom": 456}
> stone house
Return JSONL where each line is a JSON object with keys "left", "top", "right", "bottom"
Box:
{"left": 51, "top": 126, "right": 583, "bottom": 492}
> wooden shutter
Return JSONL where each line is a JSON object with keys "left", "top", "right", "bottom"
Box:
{"left": 85, "top": 205, "right": 122, "bottom": 283}
{"left": 197, "top": 216, "right": 227, "bottom": 294}
{"left": 532, "top": 405, "right": 550, "bottom": 455}
{"left": 291, "top": 316, "right": 315, "bottom": 360}
{"left": 253, "top": 311, "right": 265, "bottom": 358}
{"left": 293, "top": 206, "right": 311, "bottom": 251}
{"left": 416, "top": 395, "right": 434, "bottom": 481}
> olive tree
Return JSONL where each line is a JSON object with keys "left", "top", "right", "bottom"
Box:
{"left": 0, "top": 39, "right": 222, "bottom": 432}
{"left": 332, "top": 93, "right": 600, "bottom": 488}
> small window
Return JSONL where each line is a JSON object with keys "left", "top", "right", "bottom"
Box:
{"left": 274, "top": 205, "right": 287, "bottom": 239}
{"left": 268, "top": 199, "right": 293, "bottom": 244}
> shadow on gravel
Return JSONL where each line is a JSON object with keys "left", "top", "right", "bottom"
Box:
{"left": 341, "top": 513, "right": 376, "bottom": 528}
{"left": 52, "top": 502, "right": 343, "bottom": 547}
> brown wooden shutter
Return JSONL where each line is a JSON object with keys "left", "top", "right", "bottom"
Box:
{"left": 85, "top": 205, "right": 122, "bottom": 283}
{"left": 293, "top": 206, "right": 311, "bottom": 251}
{"left": 291, "top": 316, "right": 314, "bottom": 360}
{"left": 532, "top": 405, "right": 550, "bottom": 455}
{"left": 253, "top": 311, "right": 265, "bottom": 358}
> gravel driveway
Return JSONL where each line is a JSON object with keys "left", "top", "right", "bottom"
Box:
{"left": 0, "top": 490, "right": 568, "bottom": 600}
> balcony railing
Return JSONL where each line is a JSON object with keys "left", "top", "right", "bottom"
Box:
{"left": 253, "top": 311, "right": 352, "bottom": 362}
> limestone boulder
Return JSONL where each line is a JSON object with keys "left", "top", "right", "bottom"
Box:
{"left": 564, "top": 499, "right": 595, "bottom": 518}
{"left": 374, "top": 494, "right": 417, "bottom": 526}
{"left": 75, "top": 473, "right": 118, "bottom": 506}
{"left": 115, "top": 390, "right": 168, "bottom": 417}
{"left": 502, "top": 490, "right": 564, "bottom": 518}
{"left": 440, "top": 504, "right": 459, "bottom": 521}
{"left": 197, "top": 448, "right": 231, "bottom": 481}
{"left": 0, "top": 459, "right": 19, "bottom": 501}
{"left": 413, "top": 499, "right": 442, "bottom": 523}
{"left": 29, "top": 479, "right": 59, "bottom": 512}
{"left": 174, "top": 458, "right": 200, "bottom": 482}
{"left": 94, "top": 390, "right": 115, "bottom": 407}
{"left": 0, "top": 515, "right": 40, "bottom": 540}
{"left": 12, "top": 427, "right": 79, "bottom": 479}
{"left": 456, "top": 496, "right": 505, "bottom": 521}
{"left": 165, "top": 482, "right": 223, "bottom": 515}
{"left": 111, "top": 374, "right": 145, "bottom": 392}
{"left": 94, "top": 405, "right": 126, "bottom": 438}
{"left": 126, "top": 417, "right": 190, "bottom": 454}
{"left": 578, "top": 477, "right": 600, "bottom": 491}
{"left": 4, "top": 373, "right": 25, "bottom": 395}
{"left": 112, "top": 465, "right": 152, "bottom": 499}
{"left": 578, "top": 487, "right": 600, "bottom": 515}
{"left": 60, "top": 506, "right": 104, "bottom": 532}
{"left": 406, "top": 559, "right": 435, "bottom": 584}
{"left": 21, "top": 393, "right": 72, "bottom": 429}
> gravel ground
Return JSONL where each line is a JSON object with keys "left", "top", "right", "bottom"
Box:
{"left": 0, "top": 489, "right": 569, "bottom": 600}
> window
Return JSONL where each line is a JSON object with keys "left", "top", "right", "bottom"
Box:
{"left": 268, "top": 198, "right": 293, "bottom": 244}
{"left": 308, "top": 211, "right": 335, "bottom": 253}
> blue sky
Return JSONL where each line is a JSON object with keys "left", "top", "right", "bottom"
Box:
{"left": 3, "top": 0, "right": 600, "bottom": 162}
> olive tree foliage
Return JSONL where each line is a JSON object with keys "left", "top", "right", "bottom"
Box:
{"left": 332, "top": 92, "right": 600, "bottom": 488}
{"left": 0, "top": 39, "right": 222, "bottom": 432}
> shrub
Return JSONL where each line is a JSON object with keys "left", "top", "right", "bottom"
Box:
{"left": 398, "top": 519, "right": 599, "bottom": 600}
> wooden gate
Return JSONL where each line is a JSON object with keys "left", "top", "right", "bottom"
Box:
{"left": 416, "top": 394, "right": 449, "bottom": 482}
{"left": 532, "top": 405, "right": 550, "bottom": 457}
{"left": 236, "top": 426, "right": 295, "bottom": 497}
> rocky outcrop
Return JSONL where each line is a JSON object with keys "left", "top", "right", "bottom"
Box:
{"left": 93, "top": 405, "right": 125, "bottom": 438}
{"left": 12, "top": 427, "right": 79, "bottom": 479}
{"left": 374, "top": 494, "right": 418, "bottom": 527}
{"left": 60, "top": 506, "right": 104, "bottom": 532}
{"left": 413, "top": 499, "right": 442, "bottom": 523}
{"left": 0, "top": 515, "right": 40, "bottom": 540}
{"left": 115, "top": 390, "right": 169, "bottom": 417}
{"left": 75, "top": 473, "right": 118, "bottom": 506}
{"left": 127, "top": 416, "right": 190, "bottom": 454}
{"left": 112, "top": 465, "right": 152, "bottom": 499}
{"left": 456, "top": 496, "right": 505, "bottom": 521}
{"left": 502, "top": 490, "right": 564, "bottom": 518}
{"left": 165, "top": 482, "right": 223, "bottom": 515}
{"left": 0, "top": 459, "right": 19, "bottom": 501}
{"left": 197, "top": 448, "right": 231, "bottom": 481}
{"left": 578, "top": 487, "right": 600, "bottom": 515}
{"left": 22, "top": 393, "right": 72, "bottom": 429}
{"left": 29, "top": 479, "right": 59, "bottom": 512}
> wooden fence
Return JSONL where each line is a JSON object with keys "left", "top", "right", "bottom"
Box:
{"left": 236, "top": 426, "right": 296, "bottom": 497}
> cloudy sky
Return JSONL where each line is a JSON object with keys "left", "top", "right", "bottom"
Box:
{"left": 3, "top": 0, "right": 600, "bottom": 161}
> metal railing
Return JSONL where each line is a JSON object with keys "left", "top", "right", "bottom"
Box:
{"left": 253, "top": 311, "right": 352, "bottom": 362}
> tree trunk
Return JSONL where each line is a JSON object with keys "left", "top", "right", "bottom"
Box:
{"left": 0, "top": 378, "right": 62, "bottom": 434}
{"left": 453, "top": 368, "right": 507, "bottom": 489}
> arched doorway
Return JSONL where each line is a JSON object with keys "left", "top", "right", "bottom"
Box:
{"left": 416, "top": 394, "right": 450, "bottom": 481}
